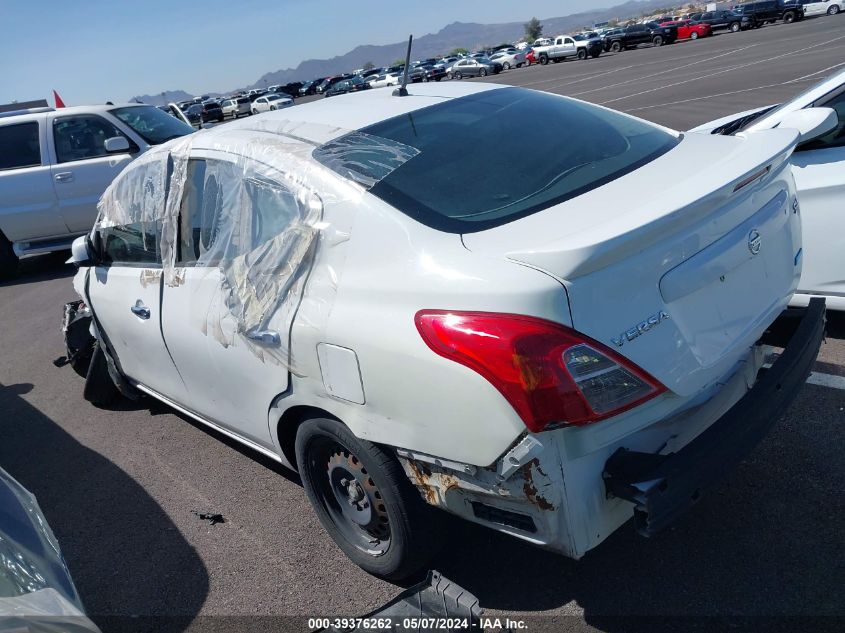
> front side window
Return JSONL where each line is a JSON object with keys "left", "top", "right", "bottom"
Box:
{"left": 53, "top": 115, "right": 128, "bottom": 163}
{"left": 0, "top": 122, "right": 41, "bottom": 170}
{"left": 100, "top": 221, "right": 161, "bottom": 265}
{"left": 315, "top": 87, "right": 679, "bottom": 233}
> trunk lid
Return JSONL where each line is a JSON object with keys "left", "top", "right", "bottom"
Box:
{"left": 462, "top": 129, "right": 802, "bottom": 397}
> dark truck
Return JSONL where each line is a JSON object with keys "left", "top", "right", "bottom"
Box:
{"left": 603, "top": 22, "right": 677, "bottom": 52}
{"left": 690, "top": 10, "right": 752, "bottom": 32}
{"left": 734, "top": 0, "right": 805, "bottom": 25}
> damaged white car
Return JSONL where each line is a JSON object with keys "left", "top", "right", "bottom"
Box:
{"left": 66, "top": 83, "right": 829, "bottom": 580}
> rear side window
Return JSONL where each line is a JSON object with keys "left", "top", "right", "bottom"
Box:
{"left": 0, "top": 122, "right": 41, "bottom": 170}
{"left": 315, "top": 87, "right": 679, "bottom": 233}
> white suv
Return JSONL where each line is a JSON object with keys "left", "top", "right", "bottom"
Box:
{"left": 0, "top": 103, "right": 194, "bottom": 277}
{"left": 66, "top": 83, "right": 827, "bottom": 580}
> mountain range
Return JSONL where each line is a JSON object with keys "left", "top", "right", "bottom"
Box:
{"left": 132, "top": 0, "right": 675, "bottom": 103}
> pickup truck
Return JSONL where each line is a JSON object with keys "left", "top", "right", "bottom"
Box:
{"left": 534, "top": 33, "right": 602, "bottom": 63}
{"left": 0, "top": 103, "right": 194, "bottom": 277}
{"left": 604, "top": 22, "right": 678, "bottom": 52}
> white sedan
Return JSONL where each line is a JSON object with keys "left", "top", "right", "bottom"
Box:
{"left": 691, "top": 66, "right": 845, "bottom": 309}
{"left": 801, "top": 0, "right": 843, "bottom": 16}
{"left": 367, "top": 72, "right": 401, "bottom": 88}
{"left": 251, "top": 93, "right": 293, "bottom": 113}
{"left": 489, "top": 49, "right": 526, "bottom": 69}
{"left": 68, "top": 82, "right": 827, "bottom": 581}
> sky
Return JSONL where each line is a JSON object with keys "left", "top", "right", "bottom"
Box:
{"left": 0, "top": 0, "right": 618, "bottom": 106}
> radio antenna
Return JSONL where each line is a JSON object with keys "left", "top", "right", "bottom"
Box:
{"left": 393, "top": 35, "right": 413, "bottom": 97}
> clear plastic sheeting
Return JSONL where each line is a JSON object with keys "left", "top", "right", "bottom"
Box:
{"left": 0, "top": 467, "right": 98, "bottom": 631}
{"left": 92, "top": 119, "right": 416, "bottom": 367}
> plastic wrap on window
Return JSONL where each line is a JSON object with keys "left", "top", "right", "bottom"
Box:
{"left": 92, "top": 120, "right": 416, "bottom": 370}
{"left": 0, "top": 467, "right": 99, "bottom": 631}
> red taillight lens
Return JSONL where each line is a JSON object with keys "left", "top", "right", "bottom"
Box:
{"left": 415, "top": 311, "right": 666, "bottom": 433}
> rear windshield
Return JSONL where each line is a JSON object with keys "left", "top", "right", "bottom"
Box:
{"left": 314, "top": 87, "right": 679, "bottom": 233}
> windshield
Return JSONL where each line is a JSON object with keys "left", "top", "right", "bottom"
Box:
{"left": 110, "top": 105, "right": 194, "bottom": 144}
{"left": 314, "top": 87, "right": 679, "bottom": 233}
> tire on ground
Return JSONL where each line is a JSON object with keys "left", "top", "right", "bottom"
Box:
{"left": 295, "top": 416, "right": 442, "bottom": 580}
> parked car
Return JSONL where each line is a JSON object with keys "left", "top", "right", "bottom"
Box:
{"left": 692, "top": 10, "right": 752, "bottom": 32}
{"left": 661, "top": 18, "right": 712, "bottom": 39}
{"left": 324, "top": 76, "right": 372, "bottom": 97}
{"left": 221, "top": 96, "right": 251, "bottom": 119}
{"left": 489, "top": 49, "right": 526, "bottom": 69}
{"left": 0, "top": 103, "right": 194, "bottom": 276}
{"left": 734, "top": 0, "right": 804, "bottom": 24}
{"left": 572, "top": 32, "right": 604, "bottom": 58}
{"left": 316, "top": 75, "right": 352, "bottom": 94}
{"left": 691, "top": 66, "right": 845, "bottom": 309}
{"left": 68, "top": 82, "right": 825, "bottom": 581}
{"left": 199, "top": 101, "right": 224, "bottom": 123}
{"left": 368, "top": 72, "right": 402, "bottom": 88}
{"left": 0, "top": 465, "right": 100, "bottom": 631}
{"left": 251, "top": 93, "right": 294, "bottom": 113}
{"left": 184, "top": 104, "right": 204, "bottom": 126}
{"left": 524, "top": 48, "right": 537, "bottom": 65}
{"left": 447, "top": 58, "right": 501, "bottom": 78}
{"left": 800, "top": 0, "right": 843, "bottom": 16}
{"left": 299, "top": 79, "right": 324, "bottom": 96}
{"left": 603, "top": 22, "right": 677, "bottom": 52}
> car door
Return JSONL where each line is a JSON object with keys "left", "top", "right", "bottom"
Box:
{"left": 789, "top": 89, "right": 845, "bottom": 298}
{"left": 562, "top": 37, "right": 577, "bottom": 56}
{"left": 49, "top": 113, "right": 136, "bottom": 233}
{"left": 0, "top": 117, "right": 67, "bottom": 243}
{"left": 160, "top": 151, "right": 318, "bottom": 448}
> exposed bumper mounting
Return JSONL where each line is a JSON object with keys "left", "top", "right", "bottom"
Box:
{"left": 603, "top": 297, "right": 826, "bottom": 536}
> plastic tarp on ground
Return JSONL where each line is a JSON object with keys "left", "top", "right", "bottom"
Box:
{"left": 92, "top": 118, "right": 417, "bottom": 367}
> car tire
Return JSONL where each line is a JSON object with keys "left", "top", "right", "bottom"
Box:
{"left": 591, "top": 51, "right": 601, "bottom": 58}
{"left": 0, "top": 232, "right": 18, "bottom": 281}
{"left": 252, "top": 108, "right": 258, "bottom": 114}
{"left": 516, "top": 62, "right": 523, "bottom": 68}
{"left": 784, "top": 11, "right": 795, "bottom": 23}
{"left": 539, "top": 54, "right": 549, "bottom": 65}
{"left": 479, "top": 68, "right": 487, "bottom": 77}
{"left": 270, "top": 105, "right": 277, "bottom": 110}
{"left": 503, "top": 62, "right": 511, "bottom": 70}
{"left": 423, "top": 76, "right": 429, "bottom": 82}
{"left": 652, "top": 35, "right": 664, "bottom": 46}
{"left": 610, "top": 41, "right": 622, "bottom": 53}
{"left": 83, "top": 342, "right": 120, "bottom": 408}
{"left": 446, "top": 72, "right": 453, "bottom": 80}
{"left": 829, "top": 5, "right": 840, "bottom": 14}
{"left": 730, "top": 21, "right": 741, "bottom": 32}
{"left": 577, "top": 49, "right": 587, "bottom": 60}
{"left": 295, "top": 417, "right": 441, "bottom": 580}
{"left": 454, "top": 71, "right": 462, "bottom": 80}
{"left": 690, "top": 31, "right": 699, "bottom": 39}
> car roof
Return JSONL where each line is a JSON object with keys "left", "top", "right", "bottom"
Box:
{"left": 204, "top": 82, "right": 506, "bottom": 146}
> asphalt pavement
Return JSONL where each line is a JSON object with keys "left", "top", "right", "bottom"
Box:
{"left": 1, "top": 14, "right": 843, "bottom": 633}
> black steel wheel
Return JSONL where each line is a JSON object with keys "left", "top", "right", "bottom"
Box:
{"left": 295, "top": 417, "right": 440, "bottom": 580}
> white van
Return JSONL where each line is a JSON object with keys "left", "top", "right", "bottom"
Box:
{"left": 0, "top": 103, "right": 194, "bottom": 277}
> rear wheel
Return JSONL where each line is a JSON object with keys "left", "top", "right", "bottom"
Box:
{"left": 577, "top": 49, "right": 587, "bottom": 60}
{"left": 829, "top": 5, "right": 840, "bottom": 14}
{"left": 690, "top": 31, "right": 699, "bottom": 40}
{"left": 479, "top": 68, "right": 487, "bottom": 77}
{"left": 252, "top": 108, "right": 258, "bottom": 114}
{"left": 454, "top": 71, "right": 462, "bottom": 80}
{"left": 652, "top": 35, "right": 664, "bottom": 46}
{"left": 503, "top": 62, "right": 511, "bottom": 70}
{"left": 730, "top": 21, "right": 741, "bottom": 32}
{"left": 0, "top": 233, "right": 18, "bottom": 281}
{"left": 610, "top": 41, "right": 622, "bottom": 53}
{"left": 539, "top": 53, "right": 549, "bottom": 65}
{"left": 295, "top": 417, "right": 440, "bottom": 580}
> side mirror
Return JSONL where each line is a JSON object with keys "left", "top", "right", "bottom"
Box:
{"left": 69, "top": 235, "right": 95, "bottom": 266}
{"left": 104, "top": 136, "right": 130, "bottom": 153}
{"left": 778, "top": 107, "right": 838, "bottom": 144}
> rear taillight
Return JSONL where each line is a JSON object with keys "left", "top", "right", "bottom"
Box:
{"left": 415, "top": 311, "right": 666, "bottom": 433}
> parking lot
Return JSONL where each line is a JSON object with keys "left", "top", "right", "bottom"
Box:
{"left": 1, "top": 14, "right": 843, "bottom": 633}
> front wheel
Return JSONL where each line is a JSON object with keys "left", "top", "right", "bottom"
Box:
{"left": 784, "top": 11, "right": 795, "bottom": 23}
{"left": 610, "top": 41, "right": 622, "bottom": 53}
{"left": 296, "top": 417, "right": 440, "bottom": 580}
{"left": 252, "top": 108, "right": 258, "bottom": 114}
{"left": 479, "top": 68, "right": 487, "bottom": 77}
{"left": 690, "top": 31, "right": 699, "bottom": 40}
{"left": 829, "top": 5, "right": 840, "bottom": 14}
{"left": 454, "top": 71, "right": 462, "bottom": 80}
{"left": 577, "top": 49, "right": 587, "bottom": 60}
{"left": 652, "top": 35, "right": 663, "bottom": 46}
{"left": 539, "top": 54, "right": 549, "bottom": 65}
{"left": 730, "top": 21, "right": 741, "bottom": 32}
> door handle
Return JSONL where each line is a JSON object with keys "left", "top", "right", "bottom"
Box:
{"left": 130, "top": 301, "right": 151, "bottom": 320}
{"left": 54, "top": 172, "right": 74, "bottom": 183}
{"left": 246, "top": 329, "right": 281, "bottom": 346}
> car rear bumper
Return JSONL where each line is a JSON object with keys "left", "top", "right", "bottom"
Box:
{"left": 603, "top": 297, "right": 825, "bottom": 536}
